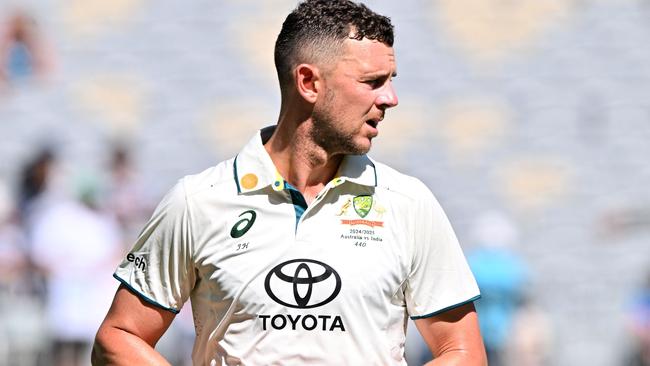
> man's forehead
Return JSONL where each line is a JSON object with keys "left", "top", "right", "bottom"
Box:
{"left": 342, "top": 38, "right": 394, "bottom": 57}
{"left": 339, "top": 38, "right": 396, "bottom": 71}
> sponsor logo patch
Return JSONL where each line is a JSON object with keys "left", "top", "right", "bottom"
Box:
{"left": 264, "top": 259, "right": 341, "bottom": 309}
{"left": 261, "top": 259, "right": 345, "bottom": 331}
{"left": 127, "top": 253, "right": 146, "bottom": 271}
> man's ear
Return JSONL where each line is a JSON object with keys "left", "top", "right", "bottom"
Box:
{"left": 294, "top": 64, "right": 322, "bottom": 104}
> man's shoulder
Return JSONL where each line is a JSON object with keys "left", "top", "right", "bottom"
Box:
{"left": 370, "top": 158, "right": 434, "bottom": 201}
{"left": 178, "top": 157, "right": 237, "bottom": 198}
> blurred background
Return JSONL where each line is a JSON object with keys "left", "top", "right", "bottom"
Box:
{"left": 1, "top": 0, "right": 649, "bottom": 365}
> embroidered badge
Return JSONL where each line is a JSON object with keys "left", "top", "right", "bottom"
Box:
{"left": 338, "top": 195, "right": 386, "bottom": 228}
{"left": 353, "top": 195, "right": 372, "bottom": 218}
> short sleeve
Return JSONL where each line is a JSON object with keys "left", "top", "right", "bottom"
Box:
{"left": 113, "top": 179, "right": 195, "bottom": 314}
{"left": 405, "top": 189, "right": 480, "bottom": 319}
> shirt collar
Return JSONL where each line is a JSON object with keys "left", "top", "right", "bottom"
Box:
{"left": 332, "top": 153, "right": 377, "bottom": 188}
{"left": 233, "top": 125, "right": 378, "bottom": 194}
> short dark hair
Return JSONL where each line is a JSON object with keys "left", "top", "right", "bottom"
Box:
{"left": 274, "top": 0, "right": 394, "bottom": 89}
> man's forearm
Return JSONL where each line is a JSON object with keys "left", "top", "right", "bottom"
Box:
{"left": 92, "top": 326, "right": 172, "bottom": 366}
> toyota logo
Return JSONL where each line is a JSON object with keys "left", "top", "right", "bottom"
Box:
{"left": 264, "top": 259, "right": 342, "bottom": 309}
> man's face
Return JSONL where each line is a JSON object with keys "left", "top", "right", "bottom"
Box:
{"left": 310, "top": 37, "right": 398, "bottom": 155}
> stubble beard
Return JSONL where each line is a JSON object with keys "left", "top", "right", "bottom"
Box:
{"left": 310, "top": 89, "right": 370, "bottom": 156}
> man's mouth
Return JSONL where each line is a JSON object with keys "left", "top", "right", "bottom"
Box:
{"left": 366, "top": 116, "right": 383, "bottom": 129}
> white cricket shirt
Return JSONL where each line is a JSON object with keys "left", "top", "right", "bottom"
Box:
{"left": 114, "top": 126, "right": 480, "bottom": 365}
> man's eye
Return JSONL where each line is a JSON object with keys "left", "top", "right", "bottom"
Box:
{"left": 364, "top": 79, "right": 382, "bottom": 88}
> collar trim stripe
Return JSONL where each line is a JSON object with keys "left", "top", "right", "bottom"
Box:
{"left": 371, "top": 160, "right": 378, "bottom": 187}
{"left": 233, "top": 155, "right": 242, "bottom": 194}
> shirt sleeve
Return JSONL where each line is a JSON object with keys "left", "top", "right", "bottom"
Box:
{"left": 113, "top": 178, "right": 195, "bottom": 314}
{"left": 405, "top": 188, "right": 480, "bottom": 319}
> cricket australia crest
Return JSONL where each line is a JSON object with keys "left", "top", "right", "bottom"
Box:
{"left": 337, "top": 195, "right": 386, "bottom": 228}
{"left": 353, "top": 195, "right": 372, "bottom": 218}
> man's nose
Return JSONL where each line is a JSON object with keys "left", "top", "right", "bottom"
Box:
{"left": 376, "top": 82, "right": 398, "bottom": 109}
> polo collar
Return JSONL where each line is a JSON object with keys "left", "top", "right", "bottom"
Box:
{"left": 332, "top": 153, "right": 377, "bottom": 188}
{"left": 233, "top": 126, "right": 378, "bottom": 194}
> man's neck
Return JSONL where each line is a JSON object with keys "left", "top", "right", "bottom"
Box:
{"left": 264, "top": 119, "right": 343, "bottom": 204}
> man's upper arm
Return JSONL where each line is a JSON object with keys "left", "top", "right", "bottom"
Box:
{"left": 98, "top": 284, "right": 176, "bottom": 346}
{"left": 414, "top": 302, "right": 486, "bottom": 366}
{"left": 93, "top": 285, "right": 177, "bottom": 365}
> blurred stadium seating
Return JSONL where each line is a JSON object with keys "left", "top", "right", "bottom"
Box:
{"left": 1, "top": 0, "right": 649, "bottom": 365}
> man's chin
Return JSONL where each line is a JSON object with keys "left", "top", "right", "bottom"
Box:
{"left": 349, "top": 140, "right": 372, "bottom": 155}
{"left": 324, "top": 135, "right": 373, "bottom": 156}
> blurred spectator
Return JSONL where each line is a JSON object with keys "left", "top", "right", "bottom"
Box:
{"left": 0, "top": 8, "right": 53, "bottom": 90}
{"left": 405, "top": 211, "right": 535, "bottom": 365}
{"left": 11, "top": 144, "right": 143, "bottom": 365}
{"left": 467, "top": 211, "right": 529, "bottom": 366}
{"left": 17, "top": 147, "right": 56, "bottom": 228}
{"left": 105, "top": 144, "right": 152, "bottom": 247}
{"left": 623, "top": 272, "right": 650, "bottom": 366}
{"left": 600, "top": 207, "right": 650, "bottom": 238}
{"left": 30, "top": 176, "right": 122, "bottom": 366}
{"left": 0, "top": 178, "right": 25, "bottom": 290}
{"left": 0, "top": 178, "right": 48, "bottom": 365}
{"left": 504, "top": 295, "right": 552, "bottom": 366}
{"left": 13, "top": 147, "right": 122, "bottom": 366}
{"left": 16, "top": 147, "right": 63, "bottom": 301}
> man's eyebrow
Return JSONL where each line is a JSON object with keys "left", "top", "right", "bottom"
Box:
{"left": 363, "top": 71, "right": 397, "bottom": 78}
